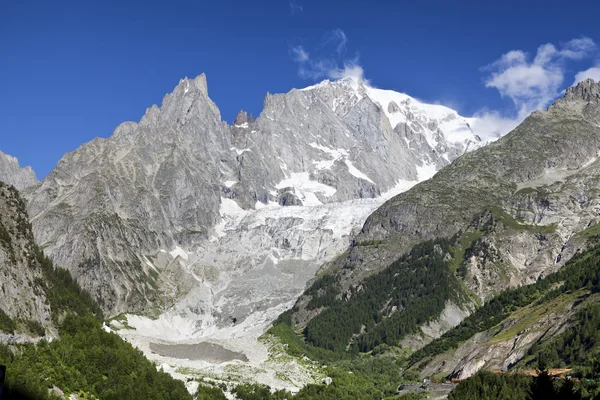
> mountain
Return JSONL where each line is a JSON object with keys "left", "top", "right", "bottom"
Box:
{"left": 0, "top": 150, "right": 37, "bottom": 190}
{"left": 19, "top": 73, "right": 487, "bottom": 391}
{"left": 415, "top": 241, "right": 600, "bottom": 379}
{"left": 283, "top": 79, "right": 600, "bottom": 382}
{"left": 24, "top": 74, "right": 483, "bottom": 315}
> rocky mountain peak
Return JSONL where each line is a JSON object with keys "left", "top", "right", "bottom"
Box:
{"left": 177, "top": 73, "right": 208, "bottom": 94}
{"left": 0, "top": 150, "right": 38, "bottom": 190}
{"left": 564, "top": 78, "right": 600, "bottom": 103}
{"left": 233, "top": 110, "right": 254, "bottom": 125}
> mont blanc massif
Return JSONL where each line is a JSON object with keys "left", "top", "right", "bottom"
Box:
{"left": 4, "top": 74, "right": 600, "bottom": 400}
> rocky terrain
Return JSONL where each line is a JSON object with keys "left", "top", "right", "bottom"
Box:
{"left": 420, "top": 290, "right": 599, "bottom": 379}
{"left": 7, "top": 75, "right": 600, "bottom": 391}
{"left": 0, "top": 181, "right": 52, "bottom": 335}
{"left": 284, "top": 79, "right": 600, "bottom": 382}
{"left": 0, "top": 150, "right": 37, "bottom": 190}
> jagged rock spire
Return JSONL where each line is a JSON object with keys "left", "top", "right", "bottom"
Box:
{"left": 564, "top": 78, "right": 600, "bottom": 103}
{"left": 233, "top": 110, "right": 254, "bottom": 125}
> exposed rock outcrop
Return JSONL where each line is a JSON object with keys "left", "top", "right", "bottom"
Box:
{"left": 0, "top": 151, "right": 37, "bottom": 190}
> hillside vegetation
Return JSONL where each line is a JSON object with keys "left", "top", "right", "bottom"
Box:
{"left": 0, "top": 181, "right": 191, "bottom": 400}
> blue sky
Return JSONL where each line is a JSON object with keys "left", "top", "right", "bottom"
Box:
{"left": 2, "top": 0, "right": 600, "bottom": 178}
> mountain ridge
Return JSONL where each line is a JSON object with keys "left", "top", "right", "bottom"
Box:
{"left": 22, "top": 73, "right": 487, "bottom": 317}
{"left": 281, "top": 79, "right": 600, "bottom": 383}
{"left": 295, "top": 78, "right": 600, "bottom": 306}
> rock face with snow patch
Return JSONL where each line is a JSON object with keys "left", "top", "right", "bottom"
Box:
{"left": 25, "top": 74, "right": 483, "bottom": 315}
{"left": 0, "top": 150, "right": 37, "bottom": 190}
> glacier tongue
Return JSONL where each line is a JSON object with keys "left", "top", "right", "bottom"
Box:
{"left": 118, "top": 185, "right": 420, "bottom": 391}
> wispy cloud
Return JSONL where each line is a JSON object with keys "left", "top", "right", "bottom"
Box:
{"left": 324, "top": 29, "right": 347, "bottom": 55}
{"left": 290, "top": 45, "right": 309, "bottom": 62}
{"left": 290, "top": 29, "right": 366, "bottom": 82}
{"left": 472, "top": 37, "right": 597, "bottom": 139}
{"left": 289, "top": 1, "right": 303, "bottom": 15}
{"left": 469, "top": 109, "right": 522, "bottom": 142}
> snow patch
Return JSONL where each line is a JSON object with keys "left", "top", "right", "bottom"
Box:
{"left": 231, "top": 147, "right": 251, "bottom": 156}
{"left": 170, "top": 246, "right": 189, "bottom": 261}
{"left": 143, "top": 255, "right": 159, "bottom": 272}
{"left": 417, "top": 163, "right": 438, "bottom": 181}
{"left": 344, "top": 160, "right": 374, "bottom": 184}
{"left": 212, "top": 198, "right": 250, "bottom": 239}
{"left": 308, "top": 142, "right": 349, "bottom": 159}
{"left": 381, "top": 179, "right": 418, "bottom": 200}
{"left": 308, "top": 142, "right": 374, "bottom": 183}
{"left": 275, "top": 172, "right": 336, "bottom": 206}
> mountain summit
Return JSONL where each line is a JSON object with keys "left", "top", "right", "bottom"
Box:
{"left": 564, "top": 78, "right": 600, "bottom": 103}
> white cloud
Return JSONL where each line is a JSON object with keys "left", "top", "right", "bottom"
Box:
{"left": 484, "top": 37, "right": 596, "bottom": 119}
{"left": 478, "top": 37, "right": 597, "bottom": 137}
{"left": 469, "top": 109, "right": 521, "bottom": 142}
{"left": 573, "top": 66, "right": 600, "bottom": 85}
{"left": 289, "top": 1, "right": 303, "bottom": 14}
{"left": 328, "top": 63, "right": 365, "bottom": 81}
{"left": 560, "top": 37, "right": 596, "bottom": 60}
{"left": 291, "top": 29, "right": 366, "bottom": 82}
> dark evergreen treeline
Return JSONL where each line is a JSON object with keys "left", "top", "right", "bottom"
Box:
{"left": 196, "top": 384, "right": 228, "bottom": 399}
{"left": 411, "top": 244, "right": 600, "bottom": 366}
{"left": 0, "top": 315, "right": 191, "bottom": 400}
{"left": 524, "top": 302, "right": 600, "bottom": 373}
{"left": 0, "top": 252, "right": 191, "bottom": 399}
{"left": 449, "top": 370, "right": 582, "bottom": 400}
{"left": 305, "top": 275, "right": 340, "bottom": 310}
{"left": 303, "top": 238, "right": 466, "bottom": 353}
{"left": 34, "top": 247, "right": 104, "bottom": 324}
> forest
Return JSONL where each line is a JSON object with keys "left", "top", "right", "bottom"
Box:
{"left": 410, "top": 244, "right": 600, "bottom": 366}
{"left": 302, "top": 238, "right": 467, "bottom": 353}
{"left": 0, "top": 245, "right": 191, "bottom": 399}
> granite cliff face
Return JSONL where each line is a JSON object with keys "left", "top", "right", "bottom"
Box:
{"left": 0, "top": 151, "right": 37, "bottom": 190}
{"left": 24, "top": 74, "right": 483, "bottom": 316}
{"left": 10, "top": 76, "right": 600, "bottom": 389}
